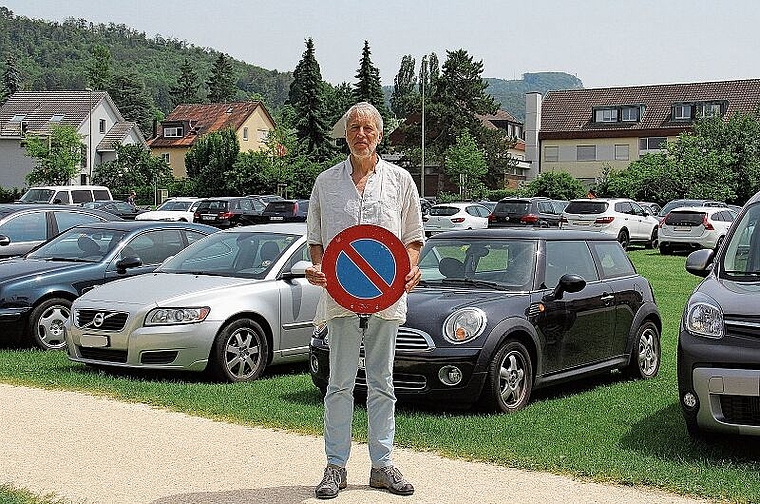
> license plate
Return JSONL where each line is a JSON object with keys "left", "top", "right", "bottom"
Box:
{"left": 269, "top": 216, "right": 284, "bottom": 221}
{"left": 358, "top": 357, "right": 365, "bottom": 370}
{"left": 80, "top": 334, "right": 109, "bottom": 348}
{"left": 202, "top": 215, "right": 216, "bottom": 221}
{"left": 674, "top": 226, "right": 691, "bottom": 231}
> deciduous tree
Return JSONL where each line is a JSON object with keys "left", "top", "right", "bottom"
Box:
{"left": 87, "top": 45, "right": 111, "bottom": 91}
{"left": 185, "top": 128, "right": 240, "bottom": 197}
{"left": 445, "top": 130, "right": 488, "bottom": 199}
{"left": 2, "top": 53, "right": 20, "bottom": 100}
{"left": 391, "top": 55, "right": 417, "bottom": 118}
{"left": 24, "top": 124, "right": 84, "bottom": 185}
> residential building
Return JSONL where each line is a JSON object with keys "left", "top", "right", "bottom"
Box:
{"left": 0, "top": 90, "right": 147, "bottom": 189}
{"left": 525, "top": 79, "right": 760, "bottom": 184}
{"left": 148, "top": 101, "right": 275, "bottom": 178}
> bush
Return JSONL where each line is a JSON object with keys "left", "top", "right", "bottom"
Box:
{"left": 0, "top": 187, "right": 25, "bottom": 203}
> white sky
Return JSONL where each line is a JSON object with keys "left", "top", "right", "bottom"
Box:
{"left": 2, "top": 0, "right": 758, "bottom": 89}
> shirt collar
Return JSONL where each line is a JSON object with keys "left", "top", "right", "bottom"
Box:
{"left": 344, "top": 155, "right": 384, "bottom": 177}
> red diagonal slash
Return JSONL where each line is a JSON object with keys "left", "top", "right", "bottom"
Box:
{"left": 340, "top": 241, "right": 393, "bottom": 296}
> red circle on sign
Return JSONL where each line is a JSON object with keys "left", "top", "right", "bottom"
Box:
{"left": 322, "top": 224, "right": 410, "bottom": 314}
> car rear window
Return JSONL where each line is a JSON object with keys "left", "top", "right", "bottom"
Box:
{"left": 494, "top": 201, "right": 530, "bottom": 214}
{"left": 564, "top": 201, "right": 608, "bottom": 214}
{"left": 198, "top": 200, "right": 229, "bottom": 211}
{"left": 664, "top": 211, "right": 704, "bottom": 226}
{"left": 429, "top": 206, "right": 459, "bottom": 216}
{"left": 265, "top": 201, "right": 295, "bottom": 213}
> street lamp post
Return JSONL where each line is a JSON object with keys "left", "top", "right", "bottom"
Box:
{"left": 85, "top": 87, "right": 93, "bottom": 183}
{"left": 420, "top": 55, "right": 426, "bottom": 200}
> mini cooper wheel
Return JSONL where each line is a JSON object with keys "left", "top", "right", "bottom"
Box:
{"left": 210, "top": 318, "right": 269, "bottom": 382}
{"left": 28, "top": 297, "right": 71, "bottom": 350}
{"left": 625, "top": 320, "right": 661, "bottom": 379}
{"left": 483, "top": 340, "right": 533, "bottom": 413}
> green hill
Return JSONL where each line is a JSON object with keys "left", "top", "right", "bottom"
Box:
{"left": 0, "top": 6, "right": 293, "bottom": 114}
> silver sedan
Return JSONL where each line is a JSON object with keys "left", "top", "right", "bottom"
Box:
{"left": 65, "top": 223, "right": 320, "bottom": 382}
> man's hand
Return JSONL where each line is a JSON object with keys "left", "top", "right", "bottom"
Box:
{"left": 306, "top": 263, "right": 327, "bottom": 287}
{"left": 404, "top": 265, "right": 421, "bottom": 293}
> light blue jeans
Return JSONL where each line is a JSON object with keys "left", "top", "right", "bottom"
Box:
{"left": 324, "top": 314, "right": 398, "bottom": 469}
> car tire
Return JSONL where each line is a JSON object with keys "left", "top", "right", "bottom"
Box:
{"left": 482, "top": 340, "right": 533, "bottom": 413}
{"left": 209, "top": 318, "right": 269, "bottom": 382}
{"left": 617, "top": 229, "right": 630, "bottom": 250}
{"left": 28, "top": 297, "right": 71, "bottom": 350}
{"left": 624, "top": 320, "right": 661, "bottom": 379}
{"left": 646, "top": 228, "right": 658, "bottom": 249}
{"left": 659, "top": 242, "right": 672, "bottom": 255}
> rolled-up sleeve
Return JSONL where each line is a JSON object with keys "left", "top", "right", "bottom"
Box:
{"left": 400, "top": 172, "right": 425, "bottom": 246}
{"left": 307, "top": 180, "right": 322, "bottom": 246}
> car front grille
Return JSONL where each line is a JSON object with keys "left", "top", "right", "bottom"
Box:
{"left": 74, "top": 310, "right": 129, "bottom": 332}
{"left": 720, "top": 395, "right": 760, "bottom": 426}
{"left": 724, "top": 316, "right": 760, "bottom": 339}
{"left": 396, "top": 327, "right": 434, "bottom": 351}
{"left": 78, "top": 346, "right": 128, "bottom": 363}
{"left": 356, "top": 370, "right": 427, "bottom": 391}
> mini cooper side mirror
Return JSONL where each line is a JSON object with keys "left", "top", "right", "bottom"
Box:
{"left": 544, "top": 273, "right": 586, "bottom": 301}
{"left": 685, "top": 249, "right": 714, "bottom": 278}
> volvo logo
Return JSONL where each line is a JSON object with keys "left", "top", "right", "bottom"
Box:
{"left": 93, "top": 312, "right": 105, "bottom": 328}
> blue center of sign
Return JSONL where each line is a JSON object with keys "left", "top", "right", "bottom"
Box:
{"left": 336, "top": 238, "right": 396, "bottom": 299}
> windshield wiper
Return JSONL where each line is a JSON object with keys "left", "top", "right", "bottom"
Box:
{"left": 435, "top": 278, "right": 512, "bottom": 291}
{"left": 724, "top": 270, "right": 760, "bottom": 276}
{"left": 42, "top": 257, "right": 95, "bottom": 263}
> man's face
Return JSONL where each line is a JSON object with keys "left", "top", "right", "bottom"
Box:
{"left": 346, "top": 111, "right": 381, "bottom": 159}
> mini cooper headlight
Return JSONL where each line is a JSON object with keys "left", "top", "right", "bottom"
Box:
{"left": 685, "top": 300, "right": 723, "bottom": 338}
{"left": 443, "top": 307, "right": 487, "bottom": 344}
{"left": 145, "top": 307, "right": 210, "bottom": 326}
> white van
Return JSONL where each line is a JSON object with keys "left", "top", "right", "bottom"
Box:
{"left": 18, "top": 185, "right": 113, "bottom": 205}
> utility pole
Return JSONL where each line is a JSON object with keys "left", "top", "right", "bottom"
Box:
{"left": 85, "top": 87, "right": 93, "bottom": 184}
{"left": 420, "top": 55, "right": 426, "bottom": 200}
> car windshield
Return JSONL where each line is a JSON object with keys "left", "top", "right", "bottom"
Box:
{"left": 418, "top": 237, "right": 537, "bottom": 291}
{"left": 19, "top": 188, "right": 54, "bottom": 203}
{"left": 157, "top": 200, "right": 194, "bottom": 211}
{"left": 721, "top": 203, "right": 760, "bottom": 279}
{"left": 27, "top": 227, "right": 127, "bottom": 262}
{"left": 158, "top": 230, "right": 300, "bottom": 278}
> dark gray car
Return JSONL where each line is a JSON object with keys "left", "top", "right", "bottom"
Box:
{"left": 488, "top": 197, "right": 567, "bottom": 228}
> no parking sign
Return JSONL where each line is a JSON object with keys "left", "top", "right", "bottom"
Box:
{"left": 322, "top": 224, "right": 410, "bottom": 314}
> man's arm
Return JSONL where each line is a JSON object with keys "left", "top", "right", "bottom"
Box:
{"left": 306, "top": 244, "right": 327, "bottom": 287}
{"left": 404, "top": 240, "right": 424, "bottom": 293}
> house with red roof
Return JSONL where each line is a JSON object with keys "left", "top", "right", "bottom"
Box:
{"left": 148, "top": 101, "right": 275, "bottom": 178}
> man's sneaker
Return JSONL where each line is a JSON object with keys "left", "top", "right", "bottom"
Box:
{"left": 369, "top": 465, "right": 415, "bottom": 496}
{"left": 315, "top": 464, "right": 347, "bottom": 499}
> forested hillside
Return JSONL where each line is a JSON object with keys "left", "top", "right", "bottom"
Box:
{"left": 484, "top": 72, "right": 584, "bottom": 121}
{"left": 0, "top": 7, "right": 292, "bottom": 114}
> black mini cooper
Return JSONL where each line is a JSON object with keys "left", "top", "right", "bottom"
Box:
{"left": 310, "top": 228, "right": 661, "bottom": 413}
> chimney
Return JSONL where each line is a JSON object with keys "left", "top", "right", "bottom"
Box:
{"left": 525, "top": 92, "right": 542, "bottom": 180}
{"left": 152, "top": 118, "right": 158, "bottom": 139}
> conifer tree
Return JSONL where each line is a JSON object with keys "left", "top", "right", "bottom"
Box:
{"left": 170, "top": 58, "right": 202, "bottom": 106}
{"left": 86, "top": 45, "right": 111, "bottom": 91}
{"left": 207, "top": 53, "right": 237, "bottom": 103}
{"left": 2, "top": 53, "right": 21, "bottom": 100}
{"left": 353, "top": 41, "right": 387, "bottom": 116}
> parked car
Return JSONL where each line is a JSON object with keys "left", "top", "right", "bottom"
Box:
{"left": 423, "top": 202, "right": 490, "bottom": 236}
{"left": 81, "top": 200, "right": 149, "bottom": 220}
{"left": 193, "top": 197, "right": 262, "bottom": 228}
{"left": 489, "top": 197, "right": 567, "bottom": 228}
{"left": 657, "top": 199, "right": 727, "bottom": 218}
{"left": 560, "top": 198, "right": 659, "bottom": 250}
{"left": 0, "top": 220, "right": 216, "bottom": 350}
{"left": 477, "top": 200, "right": 497, "bottom": 213}
{"left": 255, "top": 199, "right": 309, "bottom": 223}
{"left": 135, "top": 197, "right": 202, "bottom": 223}
{"left": 658, "top": 206, "right": 737, "bottom": 254}
{"left": 17, "top": 185, "right": 113, "bottom": 205}
{"left": 0, "top": 204, "right": 121, "bottom": 258}
{"left": 678, "top": 192, "right": 760, "bottom": 438}
{"left": 638, "top": 201, "right": 661, "bottom": 216}
{"left": 65, "top": 223, "right": 320, "bottom": 382}
{"left": 310, "top": 228, "right": 661, "bottom": 412}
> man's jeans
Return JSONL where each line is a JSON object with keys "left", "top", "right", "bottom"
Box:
{"left": 324, "top": 315, "right": 398, "bottom": 469}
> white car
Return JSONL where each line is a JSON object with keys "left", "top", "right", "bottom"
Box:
{"left": 64, "top": 223, "right": 320, "bottom": 382}
{"left": 658, "top": 206, "right": 737, "bottom": 254}
{"left": 423, "top": 202, "right": 491, "bottom": 236}
{"left": 135, "top": 197, "right": 202, "bottom": 223}
{"left": 560, "top": 198, "right": 659, "bottom": 250}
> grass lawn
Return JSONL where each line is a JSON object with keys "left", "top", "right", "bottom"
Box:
{"left": 1, "top": 248, "right": 759, "bottom": 503}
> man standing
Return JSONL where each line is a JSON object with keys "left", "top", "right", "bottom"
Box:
{"left": 306, "top": 102, "right": 424, "bottom": 499}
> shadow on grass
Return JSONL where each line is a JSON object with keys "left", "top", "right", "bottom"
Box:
{"left": 619, "top": 402, "right": 760, "bottom": 464}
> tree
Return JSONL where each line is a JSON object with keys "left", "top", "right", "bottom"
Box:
{"left": 324, "top": 82, "right": 355, "bottom": 129}
{"left": 525, "top": 171, "right": 586, "bottom": 200}
{"left": 108, "top": 70, "right": 155, "bottom": 136}
{"left": 288, "top": 38, "right": 334, "bottom": 162}
{"left": 92, "top": 143, "right": 173, "bottom": 191}
{"left": 24, "top": 124, "right": 84, "bottom": 186}
{"left": 390, "top": 55, "right": 417, "bottom": 118}
{"left": 445, "top": 130, "right": 488, "bottom": 199}
{"left": 87, "top": 45, "right": 111, "bottom": 91}
{"left": 185, "top": 128, "right": 240, "bottom": 197}
{"left": 206, "top": 53, "right": 236, "bottom": 103}
{"left": 170, "top": 58, "right": 202, "bottom": 106}
{"left": 2, "top": 53, "right": 20, "bottom": 100}
{"left": 353, "top": 40, "right": 387, "bottom": 116}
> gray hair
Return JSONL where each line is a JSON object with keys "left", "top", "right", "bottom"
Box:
{"left": 343, "top": 102, "right": 383, "bottom": 136}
